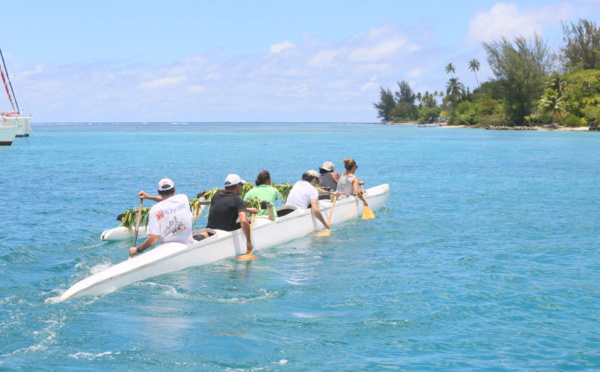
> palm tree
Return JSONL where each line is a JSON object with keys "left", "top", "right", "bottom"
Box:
{"left": 445, "top": 63, "right": 456, "bottom": 76}
{"left": 416, "top": 92, "right": 422, "bottom": 104}
{"left": 538, "top": 89, "right": 565, "bottom": 124}
{"left": 468, "top": 59, "right": 480, "bottom": 88}
{"left": 546, "top": 72, "right": 566, "bottom": 98}
{"left": 446, "top": 78, "right": 465, "bottom": 106}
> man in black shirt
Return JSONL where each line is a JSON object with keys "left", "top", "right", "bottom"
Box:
{"left": 201, "top": 174, "right": 257, "bottom": 256}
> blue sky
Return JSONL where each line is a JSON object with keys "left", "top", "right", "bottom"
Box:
{"left": 1, "top": 0, "right": 598, "bottom": 122}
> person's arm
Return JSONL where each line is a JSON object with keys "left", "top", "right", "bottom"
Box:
{"left": 352, "top": 178, "right": 368, "bottom": 207}
{"left": 246, "top": 207, "right": 259, "bottom": 214}
{"left": 138, "top": 191, "right": 164, "bottom": 202}
{"left": 332, "top": 172, "right": 339, "bottom": 183}
{"left": 316, "top": 188, "right": 340, "bottom": 197}
{"left": 238, "top": 211, "right": 254, "bottom": 254}
{"left": 129, "top": 234, "right": 159, "bottom": 257}
{"left": 310, "top": 199, "right": 330, "bottom": 229}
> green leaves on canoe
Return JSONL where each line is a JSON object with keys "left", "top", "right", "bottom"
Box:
{"left": 273, "top": 183, "right": 293, "bottom": 204}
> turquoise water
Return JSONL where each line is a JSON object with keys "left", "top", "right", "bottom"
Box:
{"left": 1, "top": 123, "right": 599, "bottom": 370}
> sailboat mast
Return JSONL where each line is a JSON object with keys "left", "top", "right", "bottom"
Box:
{"left": 0, "top": 48, "right": 19, "bottom": 113}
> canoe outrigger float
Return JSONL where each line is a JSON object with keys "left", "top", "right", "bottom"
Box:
{"left": 60, "top": 184, "right": 389, "bottom": 301}
{"left": 101, "top": 225, "right": 149, "bottom": 241}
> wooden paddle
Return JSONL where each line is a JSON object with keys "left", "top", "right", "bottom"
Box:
{"left": 316, "top": 195, "right": 337, "bottom": 237}
{"left": 237, "top": 213, "right": 258, "bottom": 261}
{"left": 361, "top": 185, "right": 375, "bottom": 220}
{"left": 132, "top": 199, "right": 144, "bottom": 247}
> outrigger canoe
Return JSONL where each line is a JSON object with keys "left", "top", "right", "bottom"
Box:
{"left": 60, "top": 184, "right": 389, "bottom": 301}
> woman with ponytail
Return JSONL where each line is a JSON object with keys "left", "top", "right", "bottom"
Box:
{"left": 337, "top": 158, "right": 369, "bottom": 208}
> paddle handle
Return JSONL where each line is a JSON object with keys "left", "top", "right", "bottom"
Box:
{"left": 326, "top": 196, "right": 337, "bottom": 225}
{"left": 132, "top": 199, "right": 144, "bottom": 247}
{"left": 249, "top": 213, "right": 255, "bottom": 241}
{"left": 266, "top": 202, "right": 275, "bottom": 221}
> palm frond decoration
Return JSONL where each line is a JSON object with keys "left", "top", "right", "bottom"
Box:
{"left": 273, "top": 183, "right": 293, "bottom": 203}
{"left": 245, "top": 196, "right": 262, "bottom": 211}
{"left": 241, "top": 183, "right": 255, "bottom": 198}
{"left": 188, "top": 197, "right": 206, "bottom": 222}
{"left": 120, "top": 207, "right": 151, "bottom": 230}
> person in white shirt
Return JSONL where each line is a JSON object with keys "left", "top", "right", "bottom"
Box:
{"left": 129, "top": 178, "right": 194, "bottom": 257}
{"left": 286, "top": 170, "right": 339, "bottom": 229}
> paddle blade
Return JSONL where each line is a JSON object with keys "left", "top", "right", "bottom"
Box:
{"left": 362, "top": 206, "right": 375, "bottom": 220}
{"left": 315, "top": 228, "right": 331, "bottom": 237}
{"left": 237, "top": 253, "right": 258, "bottom": 261}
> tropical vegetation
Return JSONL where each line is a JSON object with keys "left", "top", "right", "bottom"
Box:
{"left": 373, "top": 18, "right": 600, "bottom": 129}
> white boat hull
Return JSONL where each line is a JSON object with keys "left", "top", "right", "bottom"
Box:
{"left": 0, "top": 125, "right": 18, "bottom": 145}
{"left": 8, "top": 116, "right": 32, "bottom": 137}
{"left": 61, "top": 184, "right": 390, "bottom": 301}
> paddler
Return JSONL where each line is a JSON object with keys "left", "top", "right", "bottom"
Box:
{"left": 286, "top": 170, "right": 339, "bottom": 229}
{"left": 243, "top": 170, "right": 279, "bottom": 217}
{"left": 318, "top": 161, "right": 339, "bottom": 200}
{"left": 197, "top": 174, "right": 258, "bottom": 256}
{"left": 337, "top": 158, "right": 369, "bottom": 209}
{"left": 129, "top": 178, "right": 195, "bottom": 257}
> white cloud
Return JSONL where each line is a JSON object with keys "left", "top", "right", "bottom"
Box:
{"left": 464, "top": 2, "right": 573, "bottom": 45}
{"left": 139, "top": 76, "right": 186, "bottom": 89}
{"left": 204, "top": 72, "right": 221, "bottom": 81}
{"left": 15, "top": 23, "right": 448, "bottom": 122}
{"left": 308, "top": 49, "right": 341, "bottom": 67}
{"left": 307, "top": 24, "right": 422, "bottom": 70}
{"left": 187, "top": 85, "right": 205, "bottom": 94}
{"left": 407, "top": 68, "right": 426, "bottom": 79}
{"left": 270, "top": 41, "right": 295, "bottom": 54}
{"left": 348, "top": 39, "right": 409, "bottom": 63}
{"left": 360, "top": 75, "right": 379, "bottom": 92}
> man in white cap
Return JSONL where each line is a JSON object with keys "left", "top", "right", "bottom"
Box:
{"left": 129, "top": 178, "right": 194, "bottom": 257}
{"left": 286, "top": 170, "right": 339, "bottom": 229}
{"left": 199, "top": 174, "right": 258, "bottom": 256}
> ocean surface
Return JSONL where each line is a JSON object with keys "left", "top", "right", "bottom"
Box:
{"left": 1, "top": 122, "right": 599, "bottom": 371}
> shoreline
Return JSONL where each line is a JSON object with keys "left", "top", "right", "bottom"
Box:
{"left": 381, "top": 122, "right": 593, "bottom": 132}
{"left": 443, "top": 125, "right": 592, "bottom": 132}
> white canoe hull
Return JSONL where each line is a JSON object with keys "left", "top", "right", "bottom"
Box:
{"left": 61, "top": 184, "right": 389, "bottom": 301}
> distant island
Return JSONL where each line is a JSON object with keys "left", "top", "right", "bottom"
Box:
{"left": 374, "top": 19, "right": 600, "bottom": 132}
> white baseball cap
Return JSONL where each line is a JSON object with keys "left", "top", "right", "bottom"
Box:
{"left": 157, "top": 178, "right": 175, "bottom": 191}
{"left": 224, "top": 174, "right": 246, "bottom": 187}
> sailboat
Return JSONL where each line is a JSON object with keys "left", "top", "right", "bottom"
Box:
{"left": 0, "top": 47, "right": 31, "bottom": 143}
{"left": 0, "top": 124, "right": 18, "bottom": 145}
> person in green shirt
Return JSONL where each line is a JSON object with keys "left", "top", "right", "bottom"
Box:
{"left": 244, "top": 170, "right": 279, "bottom": 217}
